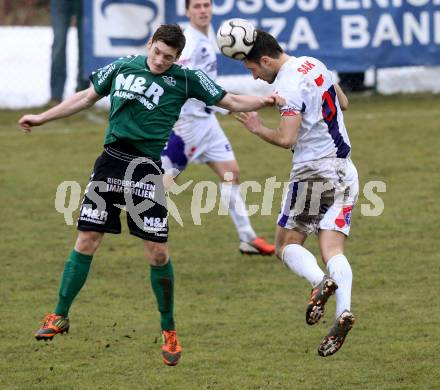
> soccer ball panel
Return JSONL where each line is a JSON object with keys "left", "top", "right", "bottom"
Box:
{"left": 216, "top": 18, "right": 256, "bottom": 60}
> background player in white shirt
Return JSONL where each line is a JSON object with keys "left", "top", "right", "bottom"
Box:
{"left": 161, "top": 0, "right": 275, "bottom": 256}
{"left": 236, "top": 30, "right": 359, "bottom": 357}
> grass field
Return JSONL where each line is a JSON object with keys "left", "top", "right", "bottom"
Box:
{"left": 1, "top": 94, "right": 439, "bottom": 389}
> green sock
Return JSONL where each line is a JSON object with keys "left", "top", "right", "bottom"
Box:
{"left": 150, "top": 260, "right": 175, "bottom": 330}
{"left": 54, "top": 249, "right": 93, "bottom": 317}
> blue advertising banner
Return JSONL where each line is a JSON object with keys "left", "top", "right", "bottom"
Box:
{"left": 83, "top": 0, "right": 440, "bottom": 76}
{"left": 83, "top": 0, "right": 166, "bottom": 78}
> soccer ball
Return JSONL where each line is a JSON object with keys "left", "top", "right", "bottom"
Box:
{"left": 216, "top": 18, "right": 256, "bottom": 60}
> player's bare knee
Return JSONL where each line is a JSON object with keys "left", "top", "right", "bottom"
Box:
{"left": 144, "top": 241, "right": 169, "bottom": 265}
{"left": 75, "top": 231, "right": 103, "bottom": 254}
{"left": 321, "top": 249, "right": 344, "bottom": 264}
{"left": 152, "top": 251, "right": 168, "bottom": 266}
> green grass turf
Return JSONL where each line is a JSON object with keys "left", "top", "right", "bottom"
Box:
{"left": 1, "top": 94, "right": 439, "bottom": 389}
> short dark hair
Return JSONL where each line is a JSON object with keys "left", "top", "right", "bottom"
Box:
{"left": 185, "top": 0, "right": 212, "bottom": 9}
{"left": 151, "top": 24, "right": 186, "bottom": 56}
{"left": 245, "top": 30, "right": 284, "bottom": 64}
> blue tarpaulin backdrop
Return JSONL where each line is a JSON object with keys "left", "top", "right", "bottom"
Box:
{"left": 83, "top": 0, "right": 440, "bottom": 77}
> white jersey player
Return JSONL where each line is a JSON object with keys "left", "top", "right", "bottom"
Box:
{"left": 236, "top": 30, "right": 359, "bottom": 357}
{"left": 274, "top": 56, "right": 358, "bottom": 237}
{"left": 161, "top": 0, "right": 275, "bottom": 256}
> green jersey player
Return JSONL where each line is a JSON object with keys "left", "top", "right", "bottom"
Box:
{"left": 18, "top": 24, "right": 275, "bottom": 366}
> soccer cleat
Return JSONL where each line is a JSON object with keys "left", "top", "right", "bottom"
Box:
{"left": 318, "top": 310, "right": 355, "bottom": 357}
{"left": 306, "top": 275, "right": 338, "bottom": 325}
{"left": 35, "top": 313, "right": 70, "bottom": 341}
{"left": 161, "top": 330, "right": 181, "bottom": 366}
{"left": 239, "top": 237, "right": 275, "bottom": 256}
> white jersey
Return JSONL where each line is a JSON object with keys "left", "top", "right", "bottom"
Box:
{"left": 274, "top": 56, "right": 352, "bottom": 164}
{"left": 161, "top": 24, "right": 235, "bottom": 173}
{"left": 175, "top": 24, "right": 218, "bottom": 121}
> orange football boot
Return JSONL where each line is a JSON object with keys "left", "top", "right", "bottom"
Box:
{"left": 35, "top": 313, "right": 69, "bottom": 340}
{"left": 161, "top": 330, "right": 181, "bottom": 366}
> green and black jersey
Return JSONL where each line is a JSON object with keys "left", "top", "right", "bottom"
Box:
{"left": 90, "top": 55, "right": 226, "bottom": 160}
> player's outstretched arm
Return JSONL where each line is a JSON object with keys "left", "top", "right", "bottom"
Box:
{"left": 18, "top": 86, "right": 102, "bottom": 133}
{"left": 335, "top": 83, "right": 349, "bottom": 111}
{"left": 217, "top": 92, "right": 274, "bottom": 112}
{"left": 235, "top": 112, "right": 301, "bottom": 149}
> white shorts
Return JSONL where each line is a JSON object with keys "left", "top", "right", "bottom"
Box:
{"left": 161, "top": 115, "right": 235, "bottom": 177}
{"left": 277, "top": 158, "right": 359, "bottom": 236}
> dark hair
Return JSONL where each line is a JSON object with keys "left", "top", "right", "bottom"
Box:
{"left": 245, "top": 29, "right": 284, "bottom": 64}
{"left": 151, "top": 24, "right": 186, "bottom": 56}
{"left": 185, "top": 0, "right": 212, "bottom": 9}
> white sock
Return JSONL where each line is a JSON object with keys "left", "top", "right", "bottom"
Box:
{"left": 282, "top": 244, "right": 325, "bottom": 287}
{"left": 219, "top": 183, "right": 256, "bottom": 243}
{"left": 327, "top": 254, "right": 353, "bottom": 318}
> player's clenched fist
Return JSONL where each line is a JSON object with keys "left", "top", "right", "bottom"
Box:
{"left": 270, "top": 93, "right": 286, "bottom": 107}
{"left": 259, "top": 93, "right": 284, "bottom": 107}
{"left": 18, "top": 114, "right": 45, "bottom": 133}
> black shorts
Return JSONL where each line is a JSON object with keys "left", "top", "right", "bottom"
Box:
{"left": 77, "top": 141, "right": 168, "bottom": 242}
